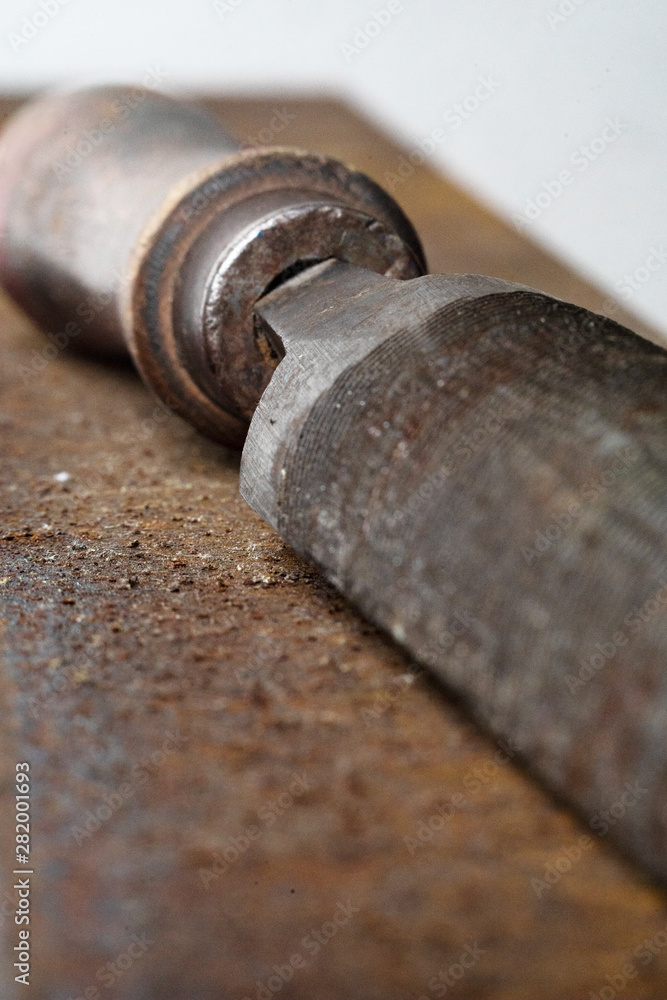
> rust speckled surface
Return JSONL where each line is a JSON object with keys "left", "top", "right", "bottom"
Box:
{"left": 1, "top": 96, "right": 666, "bottom": 999}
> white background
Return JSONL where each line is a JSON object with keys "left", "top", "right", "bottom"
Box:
{"left": 1, "top": 0, "right": 665, "bottom": 336}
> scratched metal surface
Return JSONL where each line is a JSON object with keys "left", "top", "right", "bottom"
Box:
{"left": 1, "top": 96, "right": 666, "bottom": 999}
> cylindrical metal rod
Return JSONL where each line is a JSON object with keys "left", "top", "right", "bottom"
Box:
{"left": 245, "top": 259, "right": 667, "bottom": 883}
{"left": 0, "top": 87, "right": 425, "bottom": 444}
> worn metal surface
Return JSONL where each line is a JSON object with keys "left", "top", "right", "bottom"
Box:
{"left": 2, "top": 95, "right": 667, "bottom": 999}
{"left": 246, "top": 258, "right": 667, "bottom": 883}
{"left": 0, "top": 87, "right": 424, "bottom": 445}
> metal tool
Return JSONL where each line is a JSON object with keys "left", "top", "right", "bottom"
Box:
{"left": 0, "top": 86, "right": 423, "bottom": 445}
{"left": 1, "top": 87, "right": 666, "bottom": 884}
